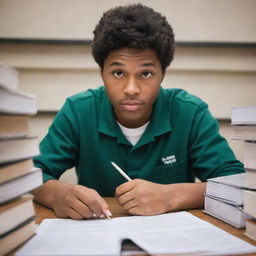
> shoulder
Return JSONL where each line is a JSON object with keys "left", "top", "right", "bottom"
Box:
{"left": 161, "top": 88, "right": 208, "bottom": 110}
{"left": 56, "top": 86, "right": 106, "bottom": 120}
{"left": 67, "top": 86, "right": 105, "bottom": 107}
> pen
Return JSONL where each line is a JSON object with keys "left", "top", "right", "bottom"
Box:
{"left": 110, "top": 161, "right": 132, "bottom": 181}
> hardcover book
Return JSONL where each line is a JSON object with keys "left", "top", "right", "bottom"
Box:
{"left": 206, "top": 173, "right": 256, "bottom": 205}
{"left": 0, "top": 219, "right": 35, "bottom": 256}
{"left": 244, "top": 190, "right": 256, "bottom": 219}
{"left": 0, "top": 86, "right": 37, "bottom": 115}
{"left": 231, "top": 106, "right": 256, "bottom": 125}
{"left": 245, "top": 218, "right": 256, "bottom": 241}
{"left": 244, "top": 141, "right": 256, "bottom": 170}
{"left": 204, "top": 194, "right": 245, "bottom": 228}
{"left": 0, "top": 159, "right": 34, "bottom": 184}
{"left": 0, "top": 195, "right": 35, "bottom": 236}
{"left": 0, "top": 168, "right": 42, "bottom": 204}
{"left": 0, "top": 62, "right": 18, "bottom": 91}
{"left": 0, "top": 114, "right": 30, "bottom": 139}
{"left": 232, "top": 125, "right": 256, "bottom": 141}
{"left": 0, "top": 136, "right": 39, "bottom": 164}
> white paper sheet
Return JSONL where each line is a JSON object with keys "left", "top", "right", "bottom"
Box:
{"left": 16, "top": 211, "right": 256, "bottom": 256}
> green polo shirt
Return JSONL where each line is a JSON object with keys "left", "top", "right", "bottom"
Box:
{"left": 34, "top": 86, "right": 244, "bottom": 196}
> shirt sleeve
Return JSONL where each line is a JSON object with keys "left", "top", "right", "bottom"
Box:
{"left": 33, "top": 98, "right": 80, "bottom": 183}
{"left": 189, "top": 103, "right": 244, "bottom": 181}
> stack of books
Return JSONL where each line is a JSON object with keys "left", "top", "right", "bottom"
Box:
{"left": 232, "top": 106, "right": 256, "bottom": 240}
{"left": 0, "top": 63, "right": 42, "bottom": 255}
{"left": 204, "top": 106, "right": 256, "bottom": 230}
{"left": 204, "top": 173, "right": 256, "bottom": 228}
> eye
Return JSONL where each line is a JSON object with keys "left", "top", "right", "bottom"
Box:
{"left": 142, "top": 71, "right": 153, "bottom": 79}
{"left": 112, "top": 70, "right": 124, "bottom": 78}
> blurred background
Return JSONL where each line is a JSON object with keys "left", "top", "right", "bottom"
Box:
{"left": 0, "top": 0, "right": 255, "bottom": 183}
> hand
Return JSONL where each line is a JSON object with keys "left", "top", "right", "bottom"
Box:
{"left": 115, "top": 179, "right": 170, "bottom": 216}
{"left": 52, "top": 182, "right": 111, "bottom": 220}
{"left": 115, "top": 180, "right": 207, "bottom": 215}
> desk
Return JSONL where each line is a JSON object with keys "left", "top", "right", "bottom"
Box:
{"left": 33, "top": 197, "right": 256, "bottom": 256}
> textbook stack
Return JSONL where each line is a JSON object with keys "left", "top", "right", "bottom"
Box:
{"left": 0, "top": 63, "right": 42, "bottom": 255}
{"left": 204, "top": 173, "right": 256, "bottom": 228}
{"left": 204, "top": 106, "right": 256, "bottom": 230}
{"left": 232, "top": 106, "right": 256, "bottom": 240}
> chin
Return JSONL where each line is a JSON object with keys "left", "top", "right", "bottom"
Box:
{"left": 122, "top": 116, "right": 146, "bottom": 128}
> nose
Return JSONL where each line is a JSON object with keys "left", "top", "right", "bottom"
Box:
{"left": 123, "top": 76, "right": 140, "bottom": 96}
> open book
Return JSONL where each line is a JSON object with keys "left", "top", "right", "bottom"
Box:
{"left": 17, "top": 211, "right": 256, "bottom": 255}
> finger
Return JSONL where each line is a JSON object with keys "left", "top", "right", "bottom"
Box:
{"left": 115, "top": 181, "right": 135, "bottom": 197}
{"left": 94, "top": 193, "right": 112, "bottom": 218}
{"left": 70, "top": 198, "right": 93, "bottom": 218}
{"left": 127, "top": 206, "right": 142, "bottom": 216}
{"left": 77, "top": 191, "right": 103, "bottom": 217}
{"left": 117, "top": 190, "right": 135, "bottom": 205}
{"left": 76, "top": 189, "right": 110, "bottom": 218}
{"left": 65, "top": 207, "right": 84, "bottom": 220}
{"left": 122, "top": 199, "right": 138, "bottom": 211}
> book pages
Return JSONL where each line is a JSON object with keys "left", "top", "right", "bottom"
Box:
{"left": 17, "top": 211, "right": 256, "bottom": 255}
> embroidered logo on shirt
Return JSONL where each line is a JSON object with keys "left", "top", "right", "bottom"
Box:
{"left": 161, "top": 155, "right": 177, "bottom": 165}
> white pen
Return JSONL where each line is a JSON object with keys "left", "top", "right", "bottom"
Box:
{"left": 111, "top": 161, "right": 132, "bottom": 181}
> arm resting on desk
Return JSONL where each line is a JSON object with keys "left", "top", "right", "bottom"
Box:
{"left": 115, "top": 180, "right": 206, "bottom": 215}
{"left": 32, "top": 180, "right": 111, "bottom": 219}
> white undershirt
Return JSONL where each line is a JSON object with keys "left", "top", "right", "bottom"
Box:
{"left": 117, "top": 121, "right": 149, "bottom": 146}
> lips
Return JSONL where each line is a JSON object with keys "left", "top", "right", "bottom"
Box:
{"left": 120, "top": 100, "right": 143, "bottom": 111}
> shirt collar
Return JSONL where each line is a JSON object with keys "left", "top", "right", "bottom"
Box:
{"left": 98, "top": 87, "right": 172, "bottom": 147}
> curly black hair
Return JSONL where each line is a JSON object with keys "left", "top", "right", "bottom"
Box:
{"left": 91, "top": 4, "right": 175, "bottom": 71}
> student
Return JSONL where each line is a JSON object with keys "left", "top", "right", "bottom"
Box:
{"left": 33, "top": 4, "right": 244, "bottom": 219}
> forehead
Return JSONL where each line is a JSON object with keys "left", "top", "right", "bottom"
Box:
{"left": 104, "top": 48, "right": 160, "bottom": 66}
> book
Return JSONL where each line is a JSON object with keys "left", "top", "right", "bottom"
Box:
{"left": 0, "top": 62, "right": 38, "bottom": 256}
{"left": 0, "top": 219, "right": 35, "bottom": 256}
{"left": 0, "top": 62, "right": 18, "bottom": 91}
{"left": 244, "top": 141, "right": 256, "bottom": 170}
{"left": 0, "top": 168, "right": 42, "bottom": 204}
{"left": 204, "top": 195, "right": 245, "bottom": 228}
{"left": 245, "top": 218, "right": 256, "bottom": 241}
{"left": 0, "top": 114, "right": 30, "bottom": 139}
{"left": 205, "top": 173, "right": 256, "bottom": 205}
{"left": 0, "top": 136, "right": 39, "bottom": 164}
{"left": 0, "top": 86, "right": 37, "bottom": 115}
{"left": 232, "top": 125, "right": 256, "bottom": 141}
{"left": 243, "top": 190, "right": 256, "bottom": 218}
{"left": 231, "top": 106, "right": 256, "bottom": 125}
{"left": 245, "top": 169, "right": 256, "bottom": 187}
{"left": 16, "top": 212, "right": 256, "bottom": 256}
{"left": 204, "top": 173, "right": 256, "bottom": 228}
{"left": 0, "top": 159, "right": 34, "bottom": 184}
{"left": 229, "top": 106, "right": 256, "bottom": 230}
{"left": 0, "top": 195, "right": 35, "bottom": 236}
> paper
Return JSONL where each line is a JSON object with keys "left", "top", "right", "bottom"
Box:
{"left": 16, "top": 233, "right": 120, "bottom": 255}
{"left": 16, "top": 211, "right": 256, "bottom": 256}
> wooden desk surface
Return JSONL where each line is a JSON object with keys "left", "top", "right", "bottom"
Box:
{"left": 33, "top": 197, "right": 256, "bottom": 256}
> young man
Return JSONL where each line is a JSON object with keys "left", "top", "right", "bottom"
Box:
{"left": 33, "top": 4, "right": 244, "bottom": 219}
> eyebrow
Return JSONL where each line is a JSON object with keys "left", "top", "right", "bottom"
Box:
{"left": 109, "top": 61, "right": 155, "bottom": 67}
{"left": 140, "top": 62, "right": 155, "bottom": 67}
{"left": 109, "top": 61, "right": 124, "bottom": 67}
